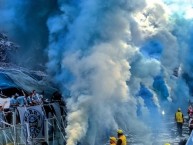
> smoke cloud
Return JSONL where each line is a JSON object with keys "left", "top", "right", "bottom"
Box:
{"left": 46, "top": 0, "right": 157, "bottom": 144}
{"left": 46, "top": 0, "right": 193, "bottom": 144}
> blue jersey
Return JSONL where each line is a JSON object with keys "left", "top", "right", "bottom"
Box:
{"left": 17, "top": 96, "right": 25, "bottom": 107}
{"left": 10, "top": 97, "right": 18, "bottom": 108}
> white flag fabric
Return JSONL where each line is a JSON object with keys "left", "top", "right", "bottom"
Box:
{"left": 51, "top": 102, "right": 61, "bottom": 121}
{"left": 17, "top": 105, "right": 45, "bottom": 139}
{"left": 0, "top": 97, "right": 10, "bottom": 108}
{"left": 51, "top": 102, "right": 67, "bottom": 129}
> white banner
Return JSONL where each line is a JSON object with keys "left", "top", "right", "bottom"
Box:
{"left": 51, "top": 102, "right": 67, "bottom": 129}
{"left": 51, "top": 102, "right": 61, "bottom": 121}
{"left": 17, "top": 105, "right": 45, "bottom": 139}
{"left": 0, "top": 97, "right": 10, "bottom": 108}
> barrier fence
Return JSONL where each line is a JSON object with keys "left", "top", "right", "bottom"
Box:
{"left": 0, "top": 103, "right": 67, "bottom": 145}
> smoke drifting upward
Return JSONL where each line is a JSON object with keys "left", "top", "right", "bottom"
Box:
{"left": 46, "top": 0, "right": 156, "bottom": 144}
{"left": 1, "top": 0, "right": 193, "bottom": 144}
{"left": 46, "top": 0, "right": 193, "bottom": 144}
{"left": 46, "top": 0, "right": 166, "bottom": 144}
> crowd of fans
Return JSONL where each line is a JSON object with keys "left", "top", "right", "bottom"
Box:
{"left": 0, "top": 89, "right": 66, "bottom": 127}
{"left": 10, "top": 90, "right": 44, "bottom": 110}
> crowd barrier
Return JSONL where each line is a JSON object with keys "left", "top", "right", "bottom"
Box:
{"left": 0, "top": 102, "right": 67, "bottom": 145}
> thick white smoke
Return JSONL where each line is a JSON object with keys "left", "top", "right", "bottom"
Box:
{"left": 46, "top": 0, "right": 155, "bottom": 144}
{"left": 46, "top": 0, "right": 191, "bottom": 144}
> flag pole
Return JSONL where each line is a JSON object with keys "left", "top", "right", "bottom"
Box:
{"left": 13, "top": 109, "right": 17, "bottom": 145}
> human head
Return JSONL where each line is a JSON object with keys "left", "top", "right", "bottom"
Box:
{"left": 178, "top": 108, "right": 181, "bottom": 111}
{"left": 117, "top": 129, "right": 124, "bottom": 137}
{"left": 32, "top": 90, "right": 36, "bottom": 94}
{"left": 29, "top": 93, "right": 33, "bottom": 97}
{"left": 110, "top": 137, "right": 116, "bottom": 144}
{"left": 15, "top": 93, "right": 19, "bottom": 97}
{"left": 13, "top": 94, "right": 17, "bottom": 99}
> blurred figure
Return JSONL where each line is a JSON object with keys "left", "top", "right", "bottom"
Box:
{"left": 0, "top": 101, "right": 7, "bottom": 111}
{"left": 9, "top": 94, "right": 20, "bottom": 123}
{"left": 32, "top": 90, "right": 42, "bottom": 105}
{"left": 0, "top": 101, "right": 7, "bottom": 127}
{"left": 39, "top": 90, "right": 45, "bottom": 102}
{"left": 189, "top": 116, "right": 193, "bottom": 135}
{"left": 116, "top": 129, "right": 127, "bottom": 145}
{"left": 27, "top": 93, "right": 34, "bottom": 106}
{"left": 188, "top": 105, "right": 193, "bottom": 119}
{"left": 10, "top": 94, "right": 18, "bottom": 110}
{"left": 175, "top": 108, "right": 184, "bottom": 137}
{"left": 16, "top": 93, "right": 26, "bottom": 107}
{"left": 110, "top": 137, "right": 116, "bottom": 145}
{"left": 164, "top": 143, "right": 170, "bottom": 145}
{"left": 21, "top": 90, "right": 29, "bottom": 106}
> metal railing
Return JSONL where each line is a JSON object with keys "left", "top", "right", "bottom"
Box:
{"left": 45, "top": 115, "right": 66, "bottom": 145}
{"left": 0, "top": 124, "right": 26, "bottom": 145}
{"left": 0, "top": 112, "right": 67, "bottom": 145}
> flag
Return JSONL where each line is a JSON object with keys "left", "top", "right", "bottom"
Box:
{"left": 51, "top": 102, "right": 61, "bottom": 121}
{"left": 0, "top": 97, "right": 10, "bottom": 108}
{"left": 17, "top": 105, "right": 45, "bottom": 139}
